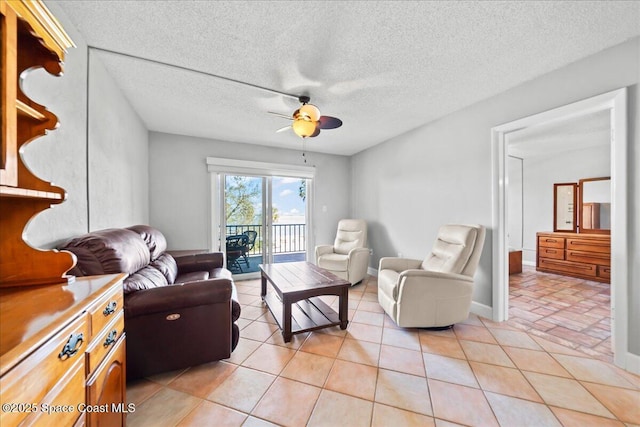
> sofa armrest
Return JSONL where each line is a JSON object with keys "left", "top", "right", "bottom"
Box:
{"left": 174, "top": 252, "right": 224, "bottom": 273}
{"left": 379, "top": 257, "right": 422, "bottom": 272}
{"left": 315, "top": 245, "right": 334, "bottom": 260}
{"left": 124, "top": 278, "right": 231, "bottom": 318}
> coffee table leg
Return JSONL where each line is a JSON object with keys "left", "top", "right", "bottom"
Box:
{"left": 282, "top": 297, "right": 292, "bottom": 342}
{"left": 261, "top": 273, "right": 267, "bottom": 300}
{"left": 339, "top": 286, "right": 349, "bottom": 329}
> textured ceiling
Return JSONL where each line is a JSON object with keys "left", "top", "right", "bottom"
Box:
{"left": 55, "top": 1, "right": 640, "bottom": 155}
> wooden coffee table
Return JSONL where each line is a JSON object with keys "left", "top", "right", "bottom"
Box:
{"left": 259, "top": 262, "right": 349, "bottom": 342}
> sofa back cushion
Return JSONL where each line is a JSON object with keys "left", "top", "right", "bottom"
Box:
{"left": 127, "top": 225, "right": 167, "bottom": 261}
{"left": 421, "top": 225, "right": 478, "bottom": 275}
{"left": 151, "top": 253, "right": 178, "bottom": 284}
{"left": 61, "top": 228, "right": 150, "bottom": 276}
{"left": 333, "top": 219, "right": 367, "bottom": 255}
{"left": 123, "top": 265, "right": 169, "bottom": 294}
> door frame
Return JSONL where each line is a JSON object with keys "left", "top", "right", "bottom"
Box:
{"left": 490, "top": 88, "right": 629, "bottom": 369}
{"left": 207, "top": 157, "right": 316, "bottom": 275}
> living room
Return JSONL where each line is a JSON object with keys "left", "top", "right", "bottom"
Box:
{"left": 1, "top": 1, "right": 639, "bottom": 426}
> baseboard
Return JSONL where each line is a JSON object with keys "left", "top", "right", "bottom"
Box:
{"left": 522, "top": 260, "right": 536, "bottom": 267}
{"left": 471, "top": 301, "right": 493, "bottom": 320}
{"left": 625, "top": 351, "right": 640, "bottom": 375}
{"left": 368, "top": 267, "right": 378, "bottom": 277}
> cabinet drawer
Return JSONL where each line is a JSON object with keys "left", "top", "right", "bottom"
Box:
{"left": 21, "top": 358, "right": 85, "bottom": 427}
{"left": 89, "top": 284, "right": 123, "bottom": 340}
{"left": 0, "top": 314, "right": 89, "bottom": 426}
{"left": 538, "top": 236, "right": 565, "bottom": 249}
{"left": 538, "top": 247, "right": 564, "bottom": 260}
{"left": 566, "top": 250, "right": 610, "bottom": 266}
{"left": 598, "top": 265, "right": 611, "bottom": 280}
{"left": 86, "top": 310, "right": 124, "bottom": 375}
{"left": 539, "top": 258, "right": 597, "bottom": 277}
{"left": 566, "top": 238, "right": 610, "bottom": 254}
{"left": 87, "top": 335, "right": 127, "bottom": 427}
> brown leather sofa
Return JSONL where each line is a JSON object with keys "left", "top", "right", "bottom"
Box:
{"left": 61, "top": 225, "right": 240, "bottom": 380}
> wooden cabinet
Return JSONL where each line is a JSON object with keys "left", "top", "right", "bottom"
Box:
{"left": 0, "top": 274, "right": 127, "bottom": 427}
{"left": 0, "top": 0, "right": 76, "bottom": 287}
{"left": 536, "top": 232, "right": 610, "bottom": 283}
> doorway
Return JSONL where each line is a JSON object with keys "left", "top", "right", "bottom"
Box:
{"left": 207, "top": 158, "right": 315, "bottom": 279}
{"left": 491, "top": 88, "right": 629, "bottom": 369}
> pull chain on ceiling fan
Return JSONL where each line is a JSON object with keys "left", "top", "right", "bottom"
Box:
{"left": 269, "top": 96, "right": 343, "bottom": 139}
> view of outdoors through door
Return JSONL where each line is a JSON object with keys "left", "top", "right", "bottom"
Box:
{"left": 224, "top": 175, "right": 307, "bottom": 275}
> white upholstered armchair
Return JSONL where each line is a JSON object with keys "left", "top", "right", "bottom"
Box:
{"left": 378, "top": 224, "right": 486, "bottom": 328}
{"left": 315, "top": 219, "right": 370, "bottom": 285}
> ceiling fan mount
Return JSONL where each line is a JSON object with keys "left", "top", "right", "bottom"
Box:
{"left": 270, "top": 96, "right": 343, "bottom": 139}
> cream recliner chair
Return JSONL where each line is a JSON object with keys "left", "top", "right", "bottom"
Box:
{"left": 315, "top": 219, "right": 370, "bottom": 285}
{"left": 378, "top": 224, "right": 486, "bottom": 328}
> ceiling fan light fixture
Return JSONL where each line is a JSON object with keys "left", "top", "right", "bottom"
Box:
{"left": 292, "top": 118, "right": 317, "bottom": 138}
{"left": 299, "top": 103, "right": 321, "bottom": 122}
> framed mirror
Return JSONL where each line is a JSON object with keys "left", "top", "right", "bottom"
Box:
{"left": 579, "top": 176, "right": 611, "bottom": 234}
{"left": 553, "top": 183, "right": 577, "bottom": 232}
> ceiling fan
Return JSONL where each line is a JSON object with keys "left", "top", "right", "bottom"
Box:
{"left": 269, "top": 96, "right": 343, "bottom": 138}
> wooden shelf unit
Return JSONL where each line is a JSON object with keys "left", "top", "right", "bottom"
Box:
{"left": 0, "top": 0, "right": 76, "bottom": 287}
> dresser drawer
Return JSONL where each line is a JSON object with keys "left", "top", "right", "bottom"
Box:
{"left": 538, "top": 236, "right": 565, "bottom": 249}
{"left": 86, "top": 310, "right": 125, "bottom": 375}
{"left": 566, "top": 250, "right": 610, "bottom": 266}
{"left": 598, "top": 265, "right": 611, "bottom": 280}
{"left": 0, "top": 314, "right": 89, "bottom": 426}
{"left": 538, "top": 247, "right": 564, "bottom": 260}
{"left": 566, "top": 238, "right": 610, "bottom": 254}
{"left": 20, "top": 358, "right": 85, "bottom": 427}
{"left": 89, "top": 284, "right": 123, "bottom": 341}
{"left": 539, "top": 258, "right": 597, "bottom": 277}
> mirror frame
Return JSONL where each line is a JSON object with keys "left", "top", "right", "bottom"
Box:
{"left": 553, "top": 182, "right": 577, "bottom": 232}
{"left": 578, "top": 176, "right": 611, "bottom": 235}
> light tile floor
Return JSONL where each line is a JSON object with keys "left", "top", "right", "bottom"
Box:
{"left": 127, "top": 276, "right": 639, "bottom": 427}
{"left": 509, "top": 266, "right": 613, "bottom": 362}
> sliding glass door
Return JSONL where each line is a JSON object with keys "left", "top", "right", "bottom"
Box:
{"left": 218, "top": 173, "right": 310, "bottom": 277}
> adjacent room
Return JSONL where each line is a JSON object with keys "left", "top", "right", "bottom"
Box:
{"left": 1, "top": 1, "right": 639, "bottom": 426}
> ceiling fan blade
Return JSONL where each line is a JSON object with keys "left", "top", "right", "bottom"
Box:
{"left": 309, "top": 125, "right": 321, "bottom": 138}
{"left": 318, "top": 116, "right": 343, "bottom": 129}
{"left": 268, "top": 111, "right": 293, "bottom": 120}
{"left": 276, "top": 125, "right": 292, "bottom": 133}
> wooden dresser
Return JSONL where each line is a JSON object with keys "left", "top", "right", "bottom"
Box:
{"left": 0, "top": 274, "right": 127, "bottom": 427}
{"left": 536, "top": 232, "right": 610, "bottom": 283}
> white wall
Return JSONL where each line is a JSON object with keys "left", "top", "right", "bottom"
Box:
{"left": 148, "top": 132, "right": 350, "bottom": 251}
{"left": 351, "top": 37, "right": 640, "bottom": 355}
{"left": 520, "top": 145, "right": 610, "bottom": 264}
{"left": 88, "top": 52, "right": 149, "bottom": 230}
{"left": 21, "top": 1, "right": 149, "bottom": 248}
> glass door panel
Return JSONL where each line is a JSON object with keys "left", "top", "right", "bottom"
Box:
{"left": 223, "top": 175, "right": 263, "bottom": 274}
{"left": 271, "top": 177, "right": 307, "bottom": 264}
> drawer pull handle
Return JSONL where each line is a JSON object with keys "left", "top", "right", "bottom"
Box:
{"left": 545, "top": 239, "right": 557, "bottom": 243}
{"left": 103, "top": 330, "right": 118, "bottom": 348}
{"left": 59, "top": 333, "right": 84, "bottom": 360}
{"left": 545, "top": 249, "right": 556, "bottom": 253}
{"left": 103, "top": 301, "right": 117, "bottom": 316}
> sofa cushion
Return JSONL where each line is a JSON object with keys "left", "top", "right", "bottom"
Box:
{"left": 151, "top": 253, "right": 178, "bottom": 284}
{"left": 333, "top": 219, "right": 367, "bottom": 255}
{"left": 123, "top": 265, "right": 169, "bottom": 294}
{"left": 317, "top": 253, "right": 348, "bottom": 272}
{"left": 127, "top": 225, "right": 167, "bottom": 261}
{"left": 175, "top": 271, "right": 210, "bottom": 284}
{"left": 421, "top": 225, "right": 478, "bottom": 274}
{"left": 61, "top": 228, "right": 150, "bottom": 276}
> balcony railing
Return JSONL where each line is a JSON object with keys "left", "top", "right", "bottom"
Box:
{"left": 225, "top": 224, "right": 305, "bottom": 255}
